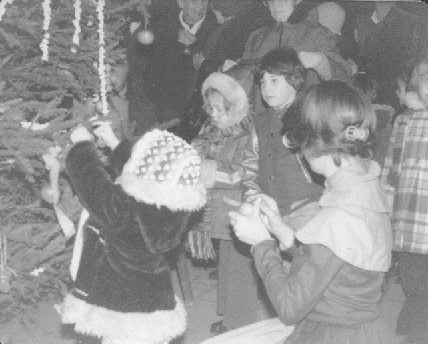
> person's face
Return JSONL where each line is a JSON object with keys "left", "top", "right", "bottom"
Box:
{"left": 178, "top": 0, "right": 209, "bottom": 25}
{"left": 416, "top": 63, "right": 428, "bottom": 106}
{"left": 260, "top": 72, "right": 296, "bottom": 110}
{"left": 207, "top": 92, "right": 229, "bottom": 129}
{"left": 265, "top": 0, "right": 298, "bottom": 23}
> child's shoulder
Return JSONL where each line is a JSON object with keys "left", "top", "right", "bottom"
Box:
{"left": 372, "top": 104, "right": 394, "bottom": 129}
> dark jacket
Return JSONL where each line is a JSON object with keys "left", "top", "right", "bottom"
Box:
{"left": 242, "top": 107, "right": 324, "bottom": 216}
{"left": 127, "top": 7, "right": 218, "bottom": 134}
{"left": 202, "top": 3, "right": 271, "bottom": 74}
{"left": 61, "top": 138, "right": 205, "bottom": 344}
{"left": 356, "top": 5, "right": 428, "bottom": 109}
{"left": 144, "top": 9, "right": 218, "bottom": 124}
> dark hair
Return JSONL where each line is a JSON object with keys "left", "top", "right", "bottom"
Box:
{"left": 287, "top": 81, "right": 376, "bottom": 163}
{"left": 409, "top": 54, "right": 428, "bottom": 92}
{"left": 352, "top": 72, "right": 378, "bottom": 103}
{"left": 256, "top": 48, "right": 306, "bottom": 91}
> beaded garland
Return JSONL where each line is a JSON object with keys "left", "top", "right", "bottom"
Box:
{"left": 96, "top": 0, "right": 108, "bottom": 116}
{"left": 72, "top": 0, "right": 81, "bottom": 50}
{"left": 40, "top": 0, "right": 52, "bottom": 61}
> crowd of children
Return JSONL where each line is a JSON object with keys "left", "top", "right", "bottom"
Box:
{"left": 53, "top": 1, "right": 428, "bottom": 344}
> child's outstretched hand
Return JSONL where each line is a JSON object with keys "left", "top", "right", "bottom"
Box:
{"left": 70, "top": 126, "right": 93, "bottom": 144}
{"left": 92, "top": 121, "right": 120, "bottom": 149}
{"left": 229, "top": 198, "right": 273, "bottom": 246}
{"left": 250, "top": 194, "right": 295, "bottom": 250}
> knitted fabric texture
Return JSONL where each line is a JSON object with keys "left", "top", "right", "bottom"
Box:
{"left": 117, "top": 129, "right": 206, "bottom": 211}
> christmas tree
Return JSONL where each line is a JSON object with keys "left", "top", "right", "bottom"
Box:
{"left": 0, "top": 0, "right": 150, "bottom": 322}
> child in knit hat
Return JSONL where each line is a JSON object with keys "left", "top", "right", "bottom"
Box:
{"left": 188, "top": 63, "right": 259, "bottom": 334}
{"left": 59, "top": 123, "right": 206, "bottom": 344}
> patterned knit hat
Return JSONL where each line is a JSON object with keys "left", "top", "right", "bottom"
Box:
{"left": 116, "top": 129, "right": 206, "bottom": 211}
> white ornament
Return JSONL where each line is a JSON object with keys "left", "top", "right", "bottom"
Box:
{"left": 138, "top": 30, "right": 154, "bottom": 45}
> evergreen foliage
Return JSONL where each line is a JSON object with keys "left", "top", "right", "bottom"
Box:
{"left": 0, "top": 0, "right": 147, "bottom": 322}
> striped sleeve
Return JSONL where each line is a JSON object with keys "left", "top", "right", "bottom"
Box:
{"left": 241, "top": 124, "right": 261, "bottom": 199}
{"left": 213, "top": 134, "right": 250, "bottom": 190}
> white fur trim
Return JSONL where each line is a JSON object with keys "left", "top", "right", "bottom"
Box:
{"left": 61, "top": 294, "right": 186, "bottom": 344}
{"left": 201, "top": 72, "right": 249, "bottom": 127}
{"left": 116, "top": 174, "right": 206, "bottom": 211}
{"left": 403, "top": 91, "right": 426, "bottom": 110}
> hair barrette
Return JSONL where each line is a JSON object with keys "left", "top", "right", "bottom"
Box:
{"left": 344, "top": 126, "right": 369, "bottom": 142}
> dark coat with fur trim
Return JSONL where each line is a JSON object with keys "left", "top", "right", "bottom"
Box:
{"left": 61, "top": 140, "right": 192, "bottom": 343}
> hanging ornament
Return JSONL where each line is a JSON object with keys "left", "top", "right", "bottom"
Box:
{"left": 0, "top": 0, "right": 14, "bottom": 22}
{"left": 41, "top": 183, "right": 55, "bottom": 204}
{"left": 72, "top": 0, "right": 81, "bottom": 51}
{"left": 40, "top": 0, "right": 52, "bottom": 61}
{"left": 0, "top": 234, "right": 16, "bottom": 294}
{"left": 137, "top": 0, "right": 154, "bottom": 45}
{"left": 96, "top": 0, "right": 108, "bottom": 115}
{"left": 42, "top": 147, "right": 76, "bottom": 237}
{"left": 138, "top": 29, "right": 154, "bottom": 45}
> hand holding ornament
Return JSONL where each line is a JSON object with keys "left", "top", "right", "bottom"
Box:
{"left": 248, "top": 194, "right": 295, "bottom": 249}
{"left": 229, "top": 198, "right": 273, "bottom": 246}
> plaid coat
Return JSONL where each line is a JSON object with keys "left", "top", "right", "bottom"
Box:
{"left": 381, "top": 106, "right": 428, "bottom": 254}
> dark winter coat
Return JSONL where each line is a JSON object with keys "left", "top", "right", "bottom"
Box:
{"left": 242, "top": 107, "right": 324, "bottom": 216}
{"left": 143, "top": 9, "right": 218, "bottom": 125}
{"left": 202, "top": 3, "right": 271, "bottom": 75}
{"left": 356, "top": 5, "right": 428, "bottom": 109}
{"left": 60, "top": 139, "right": 205, "bottom": 344}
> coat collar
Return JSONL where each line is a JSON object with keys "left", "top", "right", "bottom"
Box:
{"left": 321, "top": 159, "right": 389, "bottom": 213}
{"left": 179, "top": 10, "right": 206, "bottom": 35}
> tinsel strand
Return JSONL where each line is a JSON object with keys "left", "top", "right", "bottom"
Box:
{"left": 40, "top": 0, "right": 52, "bottom": 61}
{"left": 72, "top": 0, "right": 81, "bottom": 50}
{"left": 96, "top": 0, "right": 108, "bottom": 115}
{"left": 0, "top": 0, "right": 14, "bottom": 22}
